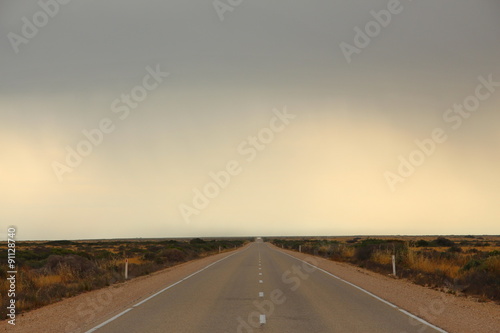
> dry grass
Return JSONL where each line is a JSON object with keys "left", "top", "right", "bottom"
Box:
{"left": 343, "top": 245, "right": 355, "bottom": 258}
{"left": 371, "top": 249, "right": 392, "bottom": 265}
{"left": 484, "top": 255, "right": 500, "bottom": 271}
{"left": 408, "top": 251, "right": 463, "bottom": 279}
{"left": 127, "top": 257, "right": 144, "bottom": 264}
{"left": 34, "top": 275, "right": 63, "bottom": 288}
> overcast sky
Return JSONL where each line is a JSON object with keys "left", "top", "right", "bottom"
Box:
{"left": 1, "top": 0, "right": 499, "bottom": 240}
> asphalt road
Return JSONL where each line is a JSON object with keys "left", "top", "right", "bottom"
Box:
{"left": 86, "top": 241, "right": 446, "bottom": 333}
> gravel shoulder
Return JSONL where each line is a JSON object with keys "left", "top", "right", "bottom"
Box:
{"left": 272, "top": 244, "right": 500, "bottom": 333}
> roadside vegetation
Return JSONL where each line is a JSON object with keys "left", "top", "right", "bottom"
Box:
{"left": 0, "top": 238, "right": 249, "bottom": 318}
{"left": 270, "top": 236, "right": 500, "bottom": 303}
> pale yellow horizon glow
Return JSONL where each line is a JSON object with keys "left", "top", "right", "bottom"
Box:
{"left": 1, "top": 91, "right": 499, "bottom": 240}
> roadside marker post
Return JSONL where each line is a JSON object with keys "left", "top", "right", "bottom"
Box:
{"left": 392, "top": 255, "right": 396, "bottom": 277}
{"left": 125, "top": 258, "right": 129, "bottom": 280}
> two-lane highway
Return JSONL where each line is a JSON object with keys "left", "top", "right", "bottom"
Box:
{"left": 86, "top": 242, "right": 446, "bottom": 332}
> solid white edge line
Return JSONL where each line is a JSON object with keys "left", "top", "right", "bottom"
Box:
{"left": 398, "top": 309, "right": 448, "bottom": 333}
{"left": 272, "top": 246, "right": 449, "bottom": 333}
{"left": 84, "top": 246, "right": 247, "bottom": 333}
{"left": 84, "top": 308, "right": 133, "bottom": 333}
{"left": 278, "top": 250, "right": 396, "bottom": 308}
{"left": 133, "top": 280, "right": 183, "bottom": 307}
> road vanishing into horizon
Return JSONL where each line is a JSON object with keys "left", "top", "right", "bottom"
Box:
{"left": 86, "top": 241, "right": 445, "bottom": 333}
